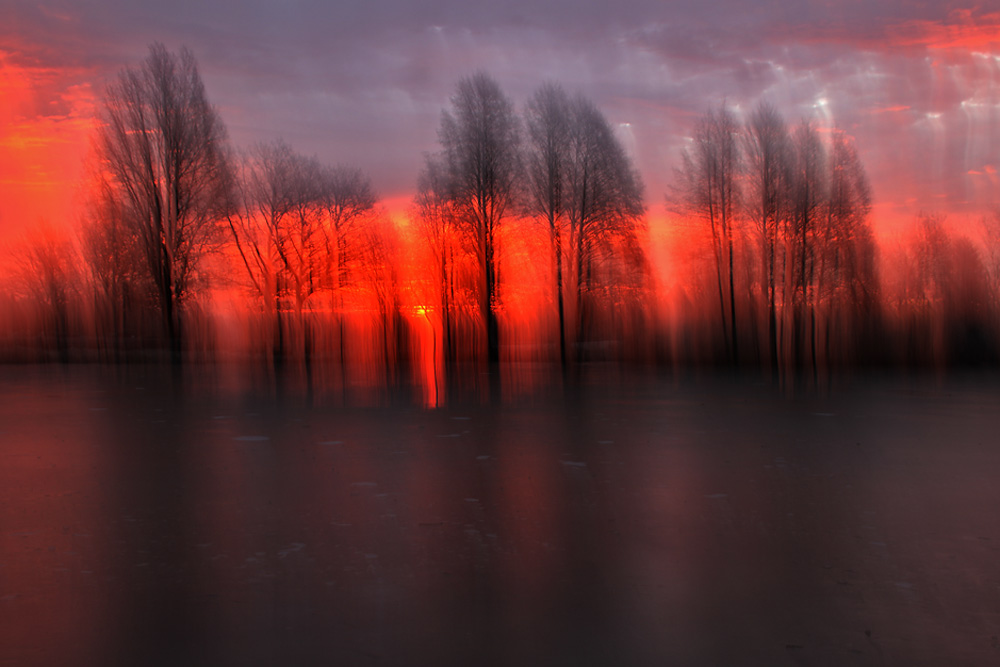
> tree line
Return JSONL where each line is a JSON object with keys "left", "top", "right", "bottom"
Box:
{"left": 671, "top": 103, "right": 878, "bottom": 388}
{"left": 4, "top": 44, "right": 1000, "bottom": 400}
{"left": 668, "top": 103, "right": 1000, "bottom": 385}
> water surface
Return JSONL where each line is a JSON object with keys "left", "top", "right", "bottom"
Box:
{"left": 2, "top": 365, "right": 999, "bottom": 665}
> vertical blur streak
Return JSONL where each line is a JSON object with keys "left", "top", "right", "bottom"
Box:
{"left": 95, "top": 44, "right": 230, "bottom": 362}
{"left": 6, "top": 53, "right": 1000, "bottom": 396}
{"left": 425, "top": 73, "right": 522, "bottom": 396}
{"left": 413, "top": 307, "right": 442, "bottom": 408}
{"left": 667, "top": 101, "right": 881, "bottom": 388}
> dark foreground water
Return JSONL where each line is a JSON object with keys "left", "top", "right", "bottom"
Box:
{"left": 1, "top": 365, "right": 999, "bottom": 666}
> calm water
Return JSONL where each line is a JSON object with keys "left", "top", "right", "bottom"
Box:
{"left": 1, "top": 365, "right": 999, "bottom": 665}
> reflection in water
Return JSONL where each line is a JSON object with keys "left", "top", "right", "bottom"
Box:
{"left": 2, "top": 366, "right": 1000, "bottom": 665}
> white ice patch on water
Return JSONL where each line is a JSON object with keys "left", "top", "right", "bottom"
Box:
{"left": 278, "top": 543, "right": 305, "bottom": 558}
{"left": 234, "top": 435, "right": 269, "bottom": 442}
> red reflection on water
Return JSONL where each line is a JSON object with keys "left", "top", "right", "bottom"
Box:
{"left": 0, "top": 370, "right": 113, "bottom": 666}
{"left": 5, "top": 369, "right": 1000, "bottom": 663}
{"left": 409, "top": 306, "right": 442, "bottom": 408}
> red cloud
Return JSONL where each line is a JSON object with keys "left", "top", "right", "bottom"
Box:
{"left": 887, "top": 10, "right": 1000, "bottom": 52}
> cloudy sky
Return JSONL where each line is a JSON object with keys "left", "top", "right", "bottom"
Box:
{"left": 3, "top": 0, "right": 1000, "bottom": 245}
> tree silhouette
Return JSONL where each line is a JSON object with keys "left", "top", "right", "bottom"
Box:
{"left": 525, "top": 83, "right": 573, "bottom": 370}
{"left": 525, "top": 84, "right": 646, "bottom": 367}
{"left": 819, "top": 132, "right": 876, "bottom": 368}
{"left": 358, "top": 212, "right": 404, "bottom": 390}
{"left": 226, "top": 140, "right": 377, "bottom": 384}
{"left": 435, "top": 72, "right": 521, "bottom": 371}
{"left": 415, "top": 154, "right": 462, "bottom": 375}
{"left": 323, "top": 164, "right": 377, "bottom": 377}
{"left": 671, "top": 103, "right": 878, "bottom": 379}
{"left": 14, "top": 225, "right": 80, "bottom": 362}
{"left": 81, "top": 171, "right": 150, "bottom": 361}
{"left": 96, "top": 43, "right": 230, "bottom": 361}
{"left": 743, "top": 102, "right": 790, "bottom": 379}
{"left": 673, "top": 103, "right": 742, "bottom": 364}
{"left": 787, "top": 120, "right": 826, "bottom": 376}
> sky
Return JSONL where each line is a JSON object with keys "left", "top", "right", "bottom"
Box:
{"left": 3, "top": 0, "right": 1000, "bottom": 248}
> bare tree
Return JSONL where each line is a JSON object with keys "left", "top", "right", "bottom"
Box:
{"left": 226, "top": 140, "right": 378, "bottom": 386}
{"left": 81, "top": 171, "right": 150, "bottom": 361}
{"left": 980, "top": 212, "right": 1000, "bottom": 299}
{"left": 525, "top": 85, "right": 646, "bottom": 367}
{"left": 525, "top": 83, "right": 573, "bottom": 370}
{"left": 787, "top": 120, "right": 827, "bottom": 376}
{"left": 224, "top": 143, "right": 282, "bottom": 314}
{"left": 562, "top": 94, "right": 646, "bottom": 362}
{"left": 743, "top": 102, "right": 790, "bottom": 379}
{"left": 979, "top": 211, "right": 1000, "bottom": 349}
{"left": 816, "top": 132, "right": 875, "bottom": 369}
{"left": 96, "top": 43, "right": 230, "bottom": 361}
{"left": 277, "top": 153, "right": 328, "bottom": 340}
{"left": 415, "top": 154, "right": 461, "bottom": 372}
{"left": 900, "top": 214, "right": 958, "bottom": 369}
{"left": 673, "top": 103, "right": 742, "bottom": 364}
{"left": 14, "top": 226, "right": 81, "bottom": 362}
{"left": 323, "top": 164, "right": 377, "bottom": 374}
{"left": 225, "top": 141, "right": 308, "bottom": 364}
{"left": 358, "top": 213, "right": 404, "bottom": 390}
{"left": 324, "top": 165, "right": 377, "bottom": 271}
{"left": 435, "top": 72, "right": 521, "bottom": 369}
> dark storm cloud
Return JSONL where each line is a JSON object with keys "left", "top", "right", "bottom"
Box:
{"left": 4, "top": 0, "right": 1000, "bottom": 219}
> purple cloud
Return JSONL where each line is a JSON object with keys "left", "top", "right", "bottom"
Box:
{"left": 3, "top": 0, "right": 999, "bottom": 225}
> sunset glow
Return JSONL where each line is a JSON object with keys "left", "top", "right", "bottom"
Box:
{"left": 1, "top": 2, "right": 1000, "bottom": 389}
{"left": 1, "top": 4, "right": 999, "bottom": 248}
{"left": 7, "top": 5, "right": 1000, "bottom": 665}
{"left": 0, "top": 57, "right": 95, "bottom": 264}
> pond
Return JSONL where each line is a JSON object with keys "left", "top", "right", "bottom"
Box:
{"left": 1, "top": 365, "right": 998, "bottom": 665}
